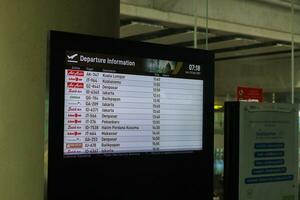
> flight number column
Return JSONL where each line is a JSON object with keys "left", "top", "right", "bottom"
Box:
{"left": 84, "top": 71, "right": 102, "bottom": 154}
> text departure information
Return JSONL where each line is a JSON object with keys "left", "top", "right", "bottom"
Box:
{"left": 64, "top": 51, "right": 204, "bottom": 156}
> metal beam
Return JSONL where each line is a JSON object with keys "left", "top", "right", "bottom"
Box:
{"left": 123, "top": 28, "right": 188, "bottom": 41}
{"left": 120, "top": 21, "right": 164, "bottom": 38}
{"left": 216, "top": 48, "right": 300, "bottom": 61}
{"left": 173, "top": 35, "right": 246, "bottom": 47}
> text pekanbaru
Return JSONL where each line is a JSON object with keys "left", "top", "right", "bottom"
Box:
{"left": 80, "top": 55, "right": 135, "bottom": 66}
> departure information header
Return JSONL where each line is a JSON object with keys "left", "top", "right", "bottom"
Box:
{"left": 64, "top": 51, "right": 204, "bottom": 156}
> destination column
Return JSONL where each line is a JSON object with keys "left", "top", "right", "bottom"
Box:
{"left": 100, "top": 72, "right": 154, "bottom": 153}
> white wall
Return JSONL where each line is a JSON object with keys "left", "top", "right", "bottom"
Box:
{"left": 215, "top": 56, "right": 293, "bottom": 96}
{"left": 0, "top": 1, "right": 119, "bottom": 199}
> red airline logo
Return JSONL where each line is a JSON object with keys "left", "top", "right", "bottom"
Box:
{"left": 67, "top": 131, "right": 82, "bottom": 136}
{"left": 66, "top": 143, "right": 83, "bottom": 148}
{"left": 68, "top": 113, "right": 82, "bottom": 118}
{"left": 67, "top": 119, "right": 82, "bottom": 124}
{"left": 68, "top": 77, "right": 83, "bottom": 81}
{"left": 67, "top": 70, "right": 84, "bottom": 76}
{"left": 67, "top": 82, "right": 84, "bottom": 88}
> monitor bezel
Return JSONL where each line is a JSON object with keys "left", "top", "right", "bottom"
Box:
{"left": 47, "top": 30, "right": 214, "bottom": 200}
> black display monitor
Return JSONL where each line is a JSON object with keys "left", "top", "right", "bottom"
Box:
{"left": 48, "top": 31, "right": 214, "bottom": 199}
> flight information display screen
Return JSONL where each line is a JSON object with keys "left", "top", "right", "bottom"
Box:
{"left": 64, "top": 51, "right": 203, "bottom": 156}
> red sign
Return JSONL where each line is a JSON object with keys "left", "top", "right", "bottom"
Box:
{"left": 237, "top": 87, "right": 263, "bottom": 102}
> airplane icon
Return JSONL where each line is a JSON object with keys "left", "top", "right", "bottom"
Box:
{"left": 67, "top": 54, "right": 78, "bottom": 60}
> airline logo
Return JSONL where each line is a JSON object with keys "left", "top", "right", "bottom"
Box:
{"left": 65, "top": 137, "right": 81, "bottom": 142}
{"left": 67, "top": 82, "right": 84, "bottom": 88}
{"left": 68, "top": 77, "right": 83, "bottom": 82}
{"left": 67, "top": 54, "right": 79, "bottom": 63}
{"left": 69, "top": 95, "right": 82, "bottom": 100}
{"left": 67, "top": 70, "right": 84, "bottom": 76}
{"left": 67, "top": 119, "right": 82, "bottom": 124}
{"left": 67, "top": 89, "right": 83, "bottom": 94}
{"left": 67, "top": 107, "right": 83, "bottom": 112}
{"left": 67, "top": 131, "right": 82, "bottom": 136}
{"left": 66, "top": 143, "right": 83, "bottom": 148}
{"left": 67, "top": 101, "right": 82, "bottom": 106}
{"left": 66, "top": 150, "right": 82, "bottom": 153}
{"left": 67, "top": 113, "right": 82, "bottom": 118}
{"left": 67, "top": 125, "right": 82, "bottom": 130}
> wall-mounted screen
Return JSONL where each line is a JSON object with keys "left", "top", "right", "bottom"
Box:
{"left": 64, "top": 51, "right": 204, "bottom": 156}
{"left": 48, "top": 31, "right": 214, "bottom": 200}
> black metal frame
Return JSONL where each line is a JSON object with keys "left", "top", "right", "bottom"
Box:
{"left": 224, "top": 102, "right": 240, "bottom": 200}
{"left": 48, "top": 30, "right": 214, "bottom": 199}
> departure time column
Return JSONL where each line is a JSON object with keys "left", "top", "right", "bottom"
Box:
{"left": 152, "top": 76, "right": 161, "bottom": 151}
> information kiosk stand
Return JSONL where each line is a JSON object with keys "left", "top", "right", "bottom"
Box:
{"left": 224, "top": 102, "right": 298, "bottom": 200}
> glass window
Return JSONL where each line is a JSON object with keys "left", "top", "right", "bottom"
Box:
{"left": 120, "top": 0, "right": 297, "bottom": 199}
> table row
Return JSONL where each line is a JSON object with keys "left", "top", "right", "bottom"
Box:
{"left": 65, "top": 119, "right": 202, "bottom": 125}
{"left": 65, "top": 98, "right": 203, "bottom": 105}
{"left": 65, "top": 91, "right": 203, "bottom": 100}
{"left": 65, "top": 125, "right": 203, "bottom": 131}
{"left": 65, "top": 133, "right": 201, "bottom": 140}
{"left": 65, "top": 146, "right": 202, "bottom": 154}
{"left": 65, "top": 130, "right": 202, "bottom": 136}
{"left": 64, "top": 141, "right": 202, "bottom": 151}
{"left": 66, "top": 70, "right": 203, "bottom": 84}
{"left": 65, "top": 102, "right": 202, "bottom": 110}
{"left": 65, "top": 78, "right": 203, "bottom": 89}
{"left": 65, "top": 113, "right": 202, "bottom": 120}
{"left": 65, "top": 85, "right": 203, "bottom": 95}
{"left": 65, "top": 107, "right": 202, "bottom": 114}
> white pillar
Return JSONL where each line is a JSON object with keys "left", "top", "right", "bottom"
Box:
{"left": 0, "top": 1, "right": 119, "bottom": 200}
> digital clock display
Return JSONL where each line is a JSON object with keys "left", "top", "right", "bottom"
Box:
{"left": 188, "top": 64, "right": 201, "bottom": 71}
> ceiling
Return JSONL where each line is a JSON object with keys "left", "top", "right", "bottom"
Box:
{"left": 120, "top": 20, "right": 300, "bottom": 62}
{"left": 119, "top": 17, "right": 300, "bottom": 104}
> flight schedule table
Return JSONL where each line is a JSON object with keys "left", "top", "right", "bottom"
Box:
{"left": 64, "top": 69, "right": 203, "bottom": 155}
